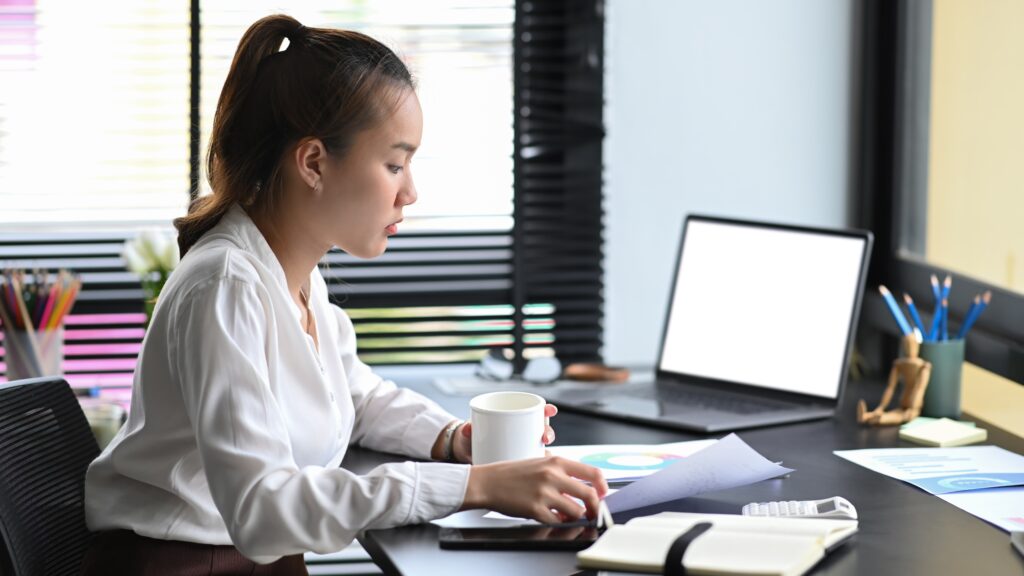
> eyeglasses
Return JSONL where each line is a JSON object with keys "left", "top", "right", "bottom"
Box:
{"left": 476, "top": 348, "right": 563, "bottom": 385}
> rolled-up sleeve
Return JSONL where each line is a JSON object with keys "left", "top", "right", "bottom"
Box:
{"left": 333, "top": 306, "right": 463, "bottom": 460}
{"left": 174, "top": 276, "right": 468, "bottom": 563}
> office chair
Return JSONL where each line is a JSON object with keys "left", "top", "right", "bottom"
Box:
{"left": 0, "top": 377, "right": 100, "bottom": 576}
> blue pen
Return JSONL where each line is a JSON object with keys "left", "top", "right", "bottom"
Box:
{"left": 957, "top": 291, "right": 991, "bottom": 339}
{"left": 902, "top": 293, "right": 927, "bottom": 335}
{"left": 879, "top": 285, "right": 912, "bottom": 336}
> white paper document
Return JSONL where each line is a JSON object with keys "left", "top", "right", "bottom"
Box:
{"left": 547, "top": 439, "right": 717, "bottom": 482}
{"left": 833, "top": 445, "right": 1024, "bottom": 495}
{"left": 938, "top": 487, "right": 1024, "bottom": 533}
{"left": 834, "top": 445, "right": 1024, "bottom": 533}
{"left": 604, "top": 433, "right": 792, "bottom": 513}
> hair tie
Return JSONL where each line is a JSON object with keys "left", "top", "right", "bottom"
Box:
{"left": 294, "top": 24, "right": 308, "bottom": 40}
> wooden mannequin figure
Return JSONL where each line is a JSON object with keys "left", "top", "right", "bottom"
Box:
{"left": 858, "top": 334, "right": 932, "bottom": 426}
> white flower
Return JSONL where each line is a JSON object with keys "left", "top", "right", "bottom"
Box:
{"left": 122, "top": 241, "right": 149, "bottom": 276}
{"left": 123, "top": 229, "right": 179, "bottom": 276}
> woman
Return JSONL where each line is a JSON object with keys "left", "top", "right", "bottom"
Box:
{"left": 81, "top": 14, "right": 606, "bottom": 575}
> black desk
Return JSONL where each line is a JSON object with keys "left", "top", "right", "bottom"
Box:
{"left": 346, "top": 373, "right": 1024, "bottom": 575}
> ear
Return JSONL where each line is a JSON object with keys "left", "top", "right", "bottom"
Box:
{"left": 293, "top": 138, "right": 328, "bottom": 192}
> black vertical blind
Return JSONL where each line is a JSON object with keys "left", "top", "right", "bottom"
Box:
{"left": 512, "top": 0, "right": 605, "bottom": 369}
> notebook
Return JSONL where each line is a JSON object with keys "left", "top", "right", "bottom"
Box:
{"left": 549, "top": 215, "right": 873, "bottom": 432}
{"left": 576, "top": 511, "right": 858, "bottom": 575}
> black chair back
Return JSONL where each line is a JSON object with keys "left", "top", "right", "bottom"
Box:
{"left": 0, "top": 377, "right": 100, "bottom": 575}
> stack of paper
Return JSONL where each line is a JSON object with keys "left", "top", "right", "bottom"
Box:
{"left": 899, "top": 417, "right": 987, "bottom": 447}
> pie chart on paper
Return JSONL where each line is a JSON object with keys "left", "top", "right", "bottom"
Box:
{"left": 545, "top": 439, "right": 717, "bottom": 482}
{"left": 581, "top": 452, "right": 684, "bottom": 471}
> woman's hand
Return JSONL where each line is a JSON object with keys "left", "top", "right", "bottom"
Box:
{"left": 451, "top": 403, "right": 559, "bottom": 464}
{"left": 461, "top": 455, "right": 608, "bottom": 524}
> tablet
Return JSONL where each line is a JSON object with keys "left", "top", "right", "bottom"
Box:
{"left": 438, "top": 524, "right": 600, "bottom": 550}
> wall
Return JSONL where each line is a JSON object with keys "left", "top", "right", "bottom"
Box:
{"left": 603, "top": 0, "right": 857, "bottom": 365}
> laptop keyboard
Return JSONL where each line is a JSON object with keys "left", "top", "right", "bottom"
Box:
{"left": 633, "top": 386, "right": 790, "bottom": 415}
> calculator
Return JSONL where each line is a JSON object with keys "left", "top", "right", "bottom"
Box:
{"left": 741, "top": 496, "right": 857, "bottom": 520}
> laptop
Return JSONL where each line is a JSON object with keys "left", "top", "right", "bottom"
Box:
{"left": 550, "top": 215, "right": 873, "bottom": 433}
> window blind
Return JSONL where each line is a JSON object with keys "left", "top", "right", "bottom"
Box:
{"left": 0, "top": 0, "right": 190, "bottom": 229}
{"left": 0, "top": 0, "right": 606, "bottom": 379}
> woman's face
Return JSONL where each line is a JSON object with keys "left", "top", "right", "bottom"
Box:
{"left": 317, "top": 89, "right": 422, "bottom": 258}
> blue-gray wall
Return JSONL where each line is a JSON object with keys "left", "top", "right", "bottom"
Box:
{"left": 603, "top": 0, "right": 857, "bottom": 365}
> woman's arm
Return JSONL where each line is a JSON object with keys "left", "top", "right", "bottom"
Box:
{"left": 174, "top": 275, "right": 468, "bottom": 563}
{"left": 333, "top": 305, "right": 460, "bottom": 459}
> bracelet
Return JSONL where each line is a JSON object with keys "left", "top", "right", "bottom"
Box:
{"left": 441, "top": 420, "right": 462, "bottom": 463}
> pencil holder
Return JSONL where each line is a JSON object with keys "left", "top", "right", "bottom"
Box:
{"left": 1, "top": 327, "right": 63, "bottom": 381}
{"left": 919, "top": 338, "right": 965, "bottom": 419}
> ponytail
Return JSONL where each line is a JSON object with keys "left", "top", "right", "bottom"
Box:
{"left": 174, "top": 14, "right": 413, "bottom": 257}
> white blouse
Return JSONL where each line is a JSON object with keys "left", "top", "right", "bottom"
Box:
{"left": 85, "top": 204, "right": 470, "bottom": 564}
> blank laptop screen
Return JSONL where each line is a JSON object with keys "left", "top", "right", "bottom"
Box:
{"left": 659, "top": 219, "right": 867, "bottom": 399}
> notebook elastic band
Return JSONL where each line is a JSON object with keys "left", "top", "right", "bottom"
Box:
{"left": 663, "top": 522, "right": 713, "bottom": 576}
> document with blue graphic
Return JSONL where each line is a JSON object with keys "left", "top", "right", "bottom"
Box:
{"left": 833, "top": 445, "right": 1024, "bottom": 495}
{"left": 835, "top": 446, "right": 1024, "bottom": 532}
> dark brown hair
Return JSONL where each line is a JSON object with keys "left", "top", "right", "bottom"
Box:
{"left": 174, "top": 14, "right": 414, "bottom": 257}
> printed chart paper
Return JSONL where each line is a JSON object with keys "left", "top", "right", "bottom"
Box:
{"left": 604, "top": 433, "right": 792, "bottom": 513}
{"left": 938, "top": 487, "right": 1024, "bottom": 533}
{"left": 833, "top": 445, "right": 1024, "bottom": 495}
{"left": 834, "top": 445, "right": 1024, "bottom": 532}
{"left": 547, "top": 439, "right": 717, "bottom": 482}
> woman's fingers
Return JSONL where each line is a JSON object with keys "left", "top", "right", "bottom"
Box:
{"left": 548, "top": 469, "right": 601, "bottom": 518}
{"left": 542, "top": 425, "right": 556, "bottom": 444}
{"left": 460, "top": 421, "right": 472, "bottom": 437}
{"left": 542, "top": 404, "right": 557, "bottom": 444}
{"left": 554, "top": 457, "right": 609, "bottom": 498}
{"left": 543, "top": 491, "right": 587, "bottom": 522}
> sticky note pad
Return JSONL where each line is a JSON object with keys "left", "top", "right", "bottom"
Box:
{"left": 901, "top": 416, "right": 975, "bottom": 430}
{"left": 899, "top": 417, "right": 987, "bottom": 447}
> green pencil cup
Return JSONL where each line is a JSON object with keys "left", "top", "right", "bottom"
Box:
{"left": 919, "top": 338, "right": 965, "bottom": 419}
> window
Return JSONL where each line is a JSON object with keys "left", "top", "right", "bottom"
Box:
{"left": 0, "top": 0, "right": 190, "bottom": 229}
{"left": 859, "top": 0, "right": 1024, "bottom": 437}
{"left": 1, "top": 0, "right": 606, "bottom": 385}
{"left": 199, "top": 1, "right": 515, "bottom": 230}
{"left": 918, "top": 0, "right": 1024, "bottom": 295}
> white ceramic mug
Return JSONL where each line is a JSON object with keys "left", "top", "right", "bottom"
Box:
{"left": 470, "top": 391, "right": 546, "bottom": 465}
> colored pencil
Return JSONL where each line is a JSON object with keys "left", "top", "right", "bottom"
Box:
{"left": 38, "top": 281, "right": 58, "bottom": 332}
{"left": 957, "top": 291, "right": 991, "bottom": 339}
{"left": 0, "top": 294, "right": 35, "bottom": 372}
{"left": 956, "top": 295, "right": 981, "bottom": 341}
{"left": 9, "top": 273, "right": 44, "bottom": 374}
{"left": 903, "top": 293, "right": 927, "bottom": 335}
{"left": 930, "top": 274, "right": 941, "bottom": 303}
{"left": 941, "top": 298, "right": 949, "bottom": 341}
{"left": 48, "top": 276, "right": 80, "bottom": 331}
{"left": 879, "top": 285, "right": 913, "bottom": 336}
